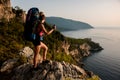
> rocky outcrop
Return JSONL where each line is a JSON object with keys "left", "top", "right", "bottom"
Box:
{"left": 79, "top": 43, "right": 91, "bottom": 56}
{"left": 0, "top": 0, "right": 15, "bottom": 21}
{"left": 11, "top": 61, "right": 88, "bottom": 80}
{"left": 69, "top": 43, "right": 91, "bottom": 57}
{"left": 0, "top": 58, "right": 18, "bottom": 73}
{"left": 0, "top": 59, "right": 101, "bottom": 80}
{"left": 0, "top": 0, "right": 26, "bottom": 22}
{"left": 19, "top": 46, "right": 42, "bottom": 64}
{"left": 0, "top": 46, "right": 101, "bottom": 80}
{"left": 61, "top": 41, "right": 91, "bottom": 56}
{"left": 19, "top": 47, "right": 34, "bottom": 57}
{"left": 0, "top": 0, "right": 11, "bottom": 7}
{"left": 19, "top": 47, "right": 34, "bottom": 63}
{"left": 61, "top": 41, "right": 103, "bottom": 66}
{"left": 61, "top": 41, "right": 70, "bottom": 55}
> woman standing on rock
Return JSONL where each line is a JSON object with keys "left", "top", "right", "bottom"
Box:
{"left": 33, "top": 12, "right": 56, "bottom": 69}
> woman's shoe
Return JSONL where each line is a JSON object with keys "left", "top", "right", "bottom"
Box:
{"left": 42, "top": 60, "right": 50, "bottom": 64}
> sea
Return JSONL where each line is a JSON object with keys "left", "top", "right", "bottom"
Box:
{"left": 61, "top": 27, "right": 120, "bottom": 80}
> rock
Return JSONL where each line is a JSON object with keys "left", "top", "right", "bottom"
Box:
{"left": 19, "top": 46, "right": 34, "bottom": 57}
{"left": 0, "top": 58, "right": 18, "bottom": 73}
{"left": 62, "top": 41, "right": 70, "bottom": 55}
{"left": 80, "top": 43, "right": 91, "bottom": 56}
{"left": 0, "top": 46, "right": 36, "bottom": 73}
{"left": 19, "top": 46, "right": 42, "bottom": 64}
{"left": 70, "top": 49, "right": 79, "bottom": 55}
{"left": 19, "top": 47, "right": 34, "bottom": 64}
{"left": 0, "top": 47, "right": 34, "bottom": 73}
{"left": 0, "top": 0, "right": 26, "bottom": 22}
{"left": 11, "top": 61, "right": 88, "bottom": 80}
{"left": 71, "top": 64, "right": 87, "bottom": 76}
{"left": 0, "top": 0, "right": 15, "bottom": 21}
{"left": 86, "top": 70, "right": 94, "bottom": 78}
{"left": 0, "top": 59, "right": 101, "bottom": 80}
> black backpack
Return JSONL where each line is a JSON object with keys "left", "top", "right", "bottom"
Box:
{"left": 24, "top": 7, "right": 40, "bottom": 41}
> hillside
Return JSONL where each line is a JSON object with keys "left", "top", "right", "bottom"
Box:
{"left": 46, "top": 17, "right": 93, "bottom": 31}
{"left": 0, "top": 16, "right": 103, "bottom": 80}
{"left": 0, "top": 19, "right": 102, "bottom": 65}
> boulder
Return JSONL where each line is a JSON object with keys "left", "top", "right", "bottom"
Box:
{"left": 0, "top": 58, "right": 18, "bottom": 73}
{"left": 19, "top": 47, "right": 34, "bottom": 57}
{"left": 19, "top": 46, "right": 42, "bottom": 64}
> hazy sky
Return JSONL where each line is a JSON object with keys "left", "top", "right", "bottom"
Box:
{"left": 11, "top": 0, "right": 120, "bottom": 27}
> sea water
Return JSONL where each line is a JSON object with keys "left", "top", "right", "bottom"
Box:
{"left": 61, "top": 27, "right": 120, "bottom": 80}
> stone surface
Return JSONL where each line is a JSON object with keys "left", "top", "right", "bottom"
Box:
{"left": 0, "top": 59, "right": 101, "bottom": 80}
{"left": 19, "top": 46, "right": 34, "bottom": 57}
{"left": 19, "top": 46, "right": 42, "bottom": 64}
{"left": 0, "top": 45, "right": 102, "bottom": 80}
{"left": 11, "top": 61, "right": 88, "bottom": 80}
{"left": 0, "top": 0, "right": 15, "bottom": 21}
{"left": 0, "top": 58, "right": 18, "bottom": 73}
{"left": 80, "top": 43, "right": 91, "bottom": 56}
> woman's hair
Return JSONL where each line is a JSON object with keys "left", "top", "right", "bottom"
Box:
{"left": 39, "top": 12, "right": 45, "bottom": 20}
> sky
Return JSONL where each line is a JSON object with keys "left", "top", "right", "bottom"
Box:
{"left": 11, "top": 0, "right": 120, "bottom": 27}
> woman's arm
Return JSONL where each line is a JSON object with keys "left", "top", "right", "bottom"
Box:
{"left": 41, "top": 24, "right": 56, "bottom": 35}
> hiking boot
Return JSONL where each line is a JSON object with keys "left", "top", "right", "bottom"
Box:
{"left": 42, "top": 60, "right": 50, "bottom": 64}
{"left": 30, "top": 65, "right": 41, "bottom": 71}
{"left": 33, "top": 67, "right": 39, "bottom": 71}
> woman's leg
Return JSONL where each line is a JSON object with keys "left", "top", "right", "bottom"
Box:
{"left": 33, "top": 45, "right": 41, "bottom": 68}
{"left": 40, "top": 42, "right": 48, "bottom": 61}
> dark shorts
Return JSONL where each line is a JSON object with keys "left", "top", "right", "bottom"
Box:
{"left": 32, "top": 34, "right": 43, "bottom": 46}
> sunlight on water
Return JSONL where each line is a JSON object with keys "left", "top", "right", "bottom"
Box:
{"left": 61, "top": 27, "right": 120, "bottom": 80}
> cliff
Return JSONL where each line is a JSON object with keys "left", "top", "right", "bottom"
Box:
{"left": 0, "top": 0, "right": 26, "bottom": 22}
{"left": 0, "top": 0, "right": 15, "bottom": 21}
{"left": 0, "top": 47, "right": 101, "bottom": 80}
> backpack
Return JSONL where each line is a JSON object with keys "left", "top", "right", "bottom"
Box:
{"left": 24, "top": 7, "right": 40, "bottom": 41}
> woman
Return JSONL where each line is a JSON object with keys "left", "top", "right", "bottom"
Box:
{"left": 33, "top": 12, "right": 56, "bottom": 69}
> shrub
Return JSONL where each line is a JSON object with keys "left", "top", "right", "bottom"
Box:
{"left": 54, "top": 52, "right": 76, "bottom": 64}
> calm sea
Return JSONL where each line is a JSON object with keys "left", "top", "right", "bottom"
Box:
{"left": 61, "top": 27, "right": 120, "bottom": 80}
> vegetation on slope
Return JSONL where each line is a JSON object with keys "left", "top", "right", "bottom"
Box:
{"left": 0, "top": 17, "right": 102, "bottom": 67}
{"left": 0, "top": 18, "right": 73, "bottom": 66}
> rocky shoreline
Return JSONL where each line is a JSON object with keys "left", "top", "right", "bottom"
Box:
{"left": 0, "top": 40, "right": 103, "bottom": 80}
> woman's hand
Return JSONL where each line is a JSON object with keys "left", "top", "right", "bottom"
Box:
{"left": 52, "top": 24, "right": 56, "bottom": 30}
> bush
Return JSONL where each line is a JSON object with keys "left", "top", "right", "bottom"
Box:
{"left": 54, "top": 52, "right": 76, "bottom": 64}
{"left": 15, "top": 55, "right": 27, "bottom": 67}
{"left": 0, "top": 19, "right": 25, "bottom": 66}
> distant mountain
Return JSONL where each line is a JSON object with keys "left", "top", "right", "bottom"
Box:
{"left": 46, "top": 17, "right": 93, "bottom": 31}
